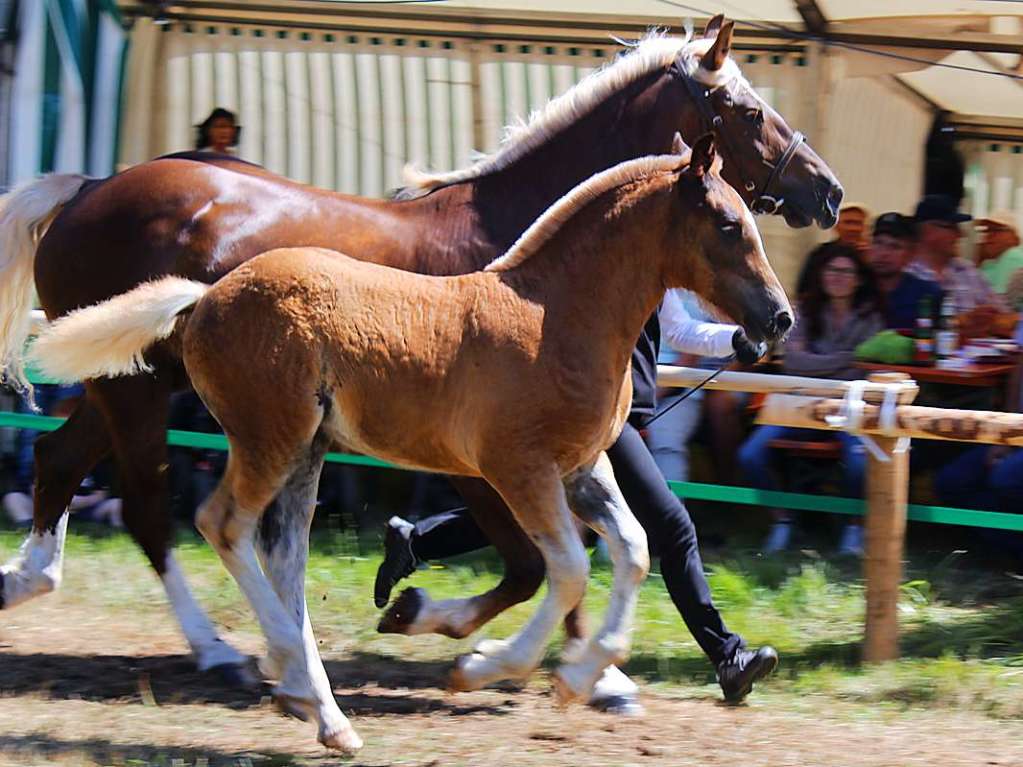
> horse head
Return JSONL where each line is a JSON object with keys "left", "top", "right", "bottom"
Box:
{"left": 665, "top": 132, "right": 793, "bottom": 345}
{"left": 642, "top": 17, "right": 842, "bottom": 229}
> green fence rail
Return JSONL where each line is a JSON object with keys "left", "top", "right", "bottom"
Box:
{"left": 5, "top": 410, "right": 1023, "bottom": 532}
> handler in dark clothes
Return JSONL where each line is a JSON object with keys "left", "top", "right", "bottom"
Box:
{"left": 374, "top": 299, "right": 779, "bottom": 709}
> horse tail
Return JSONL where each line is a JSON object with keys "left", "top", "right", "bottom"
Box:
{"left": 0, "top": 173, "right": 89, "bottom": 399}
{"left": 26, "top": 277, "right": 209, "bottom": 384}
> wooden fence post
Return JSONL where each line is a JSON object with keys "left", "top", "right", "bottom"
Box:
{"left": 863, "top": 373, "right": 911, "bottom": 663}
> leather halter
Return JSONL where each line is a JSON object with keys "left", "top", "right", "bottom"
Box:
{"left": 676, "top": 63, "right": 805, "bottom": 215}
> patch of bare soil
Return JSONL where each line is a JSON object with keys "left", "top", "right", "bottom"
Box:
{"left": 0, "top": 597, "right": 1021, "bottom": 767}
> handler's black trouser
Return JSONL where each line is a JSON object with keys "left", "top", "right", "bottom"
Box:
{"left": 410, "top": 420, "right": 742, "bottom": 667}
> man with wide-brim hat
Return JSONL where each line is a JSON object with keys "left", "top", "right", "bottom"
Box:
{"left": 975, "top": 210, "right": 1023, "bottom": 298}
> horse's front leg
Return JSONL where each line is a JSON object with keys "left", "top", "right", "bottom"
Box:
{"left": 448, "top": 465, "right": 589, "bottom": 692}
{"left": 555, "top": 452, "right": 649, "bottom": 704}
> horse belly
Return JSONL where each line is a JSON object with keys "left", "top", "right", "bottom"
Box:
{"left": 323, "top": 386, "right": 479, "bottom": 477}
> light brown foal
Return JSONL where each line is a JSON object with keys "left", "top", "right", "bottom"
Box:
{"left": 30, "top": 135, "right": 791, "bottom": 753}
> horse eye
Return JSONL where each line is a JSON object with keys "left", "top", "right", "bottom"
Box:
{"left": 720, "top": 222, "right": 741, "bottom": 237}
{"left": 746, "top": 108, "right": 763, "bottom": 124}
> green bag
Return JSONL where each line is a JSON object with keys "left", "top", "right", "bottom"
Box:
{"left": 854, "top": 330, "right": 915, "bottom": 364}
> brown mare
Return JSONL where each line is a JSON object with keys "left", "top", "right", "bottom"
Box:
{"left": 30, "top": 135, "right": 792, "bottom": 752}
{"left": 0, "top": 20, "right": 840, "bottom": 686}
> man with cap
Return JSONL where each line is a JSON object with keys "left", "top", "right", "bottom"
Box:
{"left": 975, "top": 211, "right": 1023, "bottom": 305}
{"left": 867, "top": 212, "right": 942, "bottom": 329}
{"left": 907, "top": 195, "right": 1007, "bottom": 321}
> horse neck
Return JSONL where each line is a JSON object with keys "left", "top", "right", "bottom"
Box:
{"left": 469, "top": 69, "right": 680, "bottom": 252}
{"left": 504, "top": 180, "right": 676, "bottom": 365}
{"left": 303, "top": 69, "right": 689, "bottom": 275}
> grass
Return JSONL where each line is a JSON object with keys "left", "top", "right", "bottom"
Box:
{"left": 3, "top": 517, "right": 1023, "bottom": 723}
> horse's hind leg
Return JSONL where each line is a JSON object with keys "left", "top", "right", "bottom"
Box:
{"left": 196, "top": 426, "right": 361, "bottom": 754}
{"left": 255, "top": 485, "right": 319, "bottom": 681}
{"left": 556, "top": 452, "right": 649, "bottom": 703}
{"left": 379, "top": 476, "right": 548, "bottom": 639}
{"left": 89, "top": 376, "right": 249, "bottom": 680}
{"left": 0, "top": 395, "right": 108, "bottom": 609}
{"left": 449, "top": 465, "right": 589, "bottom": 692}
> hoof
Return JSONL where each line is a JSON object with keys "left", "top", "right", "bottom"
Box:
{"left": 590, "top": 693, "right": 645, "bottom": 717}
{"left": 320, "top": 724, "right": 364, "bottom": 754}
{"left": 551, "top": 665, "right": 591, "bottom": 707}
{"left": 210, "top": 661, "right": 259, "bottom": 689}
{"left": 377, "top": 587, "right": 425, "bottom": 634}
{"left": 447, "top": 652, "right": 483, "bottom": 692}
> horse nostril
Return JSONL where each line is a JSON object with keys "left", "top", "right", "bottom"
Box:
{"left": 773, "top": 311, "right": 793, "bottom": 336}
{"left": 827, "top": 184, "right": 844, "bottom": 213}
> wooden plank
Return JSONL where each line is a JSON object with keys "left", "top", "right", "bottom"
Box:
{"left": 656, "top": 365, "right": 919, "bottom": 404}
{"left": 758, "top": 394, "right": 1023, "bottom": 445}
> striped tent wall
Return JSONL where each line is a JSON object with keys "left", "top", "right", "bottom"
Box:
{"left": 4, "top": 0, "right": 127, "bottom": 188}
{"left": 0, "top": 0, "right": 15, "bottom": 188}
{"left": 146, "top": 24, "right": 613, "bottom": 198}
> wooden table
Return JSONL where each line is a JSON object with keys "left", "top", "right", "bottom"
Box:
{"left": 854, "top": 360, "right": 1017, "bottom": 388}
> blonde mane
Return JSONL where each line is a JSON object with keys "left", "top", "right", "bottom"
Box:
{"left": 397, "top": 31, "right": 741, "bottom": 200}
{"left": 484, "top": 154, "right": 685, "bottom": 272}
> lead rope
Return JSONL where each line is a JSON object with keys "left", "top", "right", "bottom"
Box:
{"left": 645, "top": 357, "right": 735, "bottom": 428}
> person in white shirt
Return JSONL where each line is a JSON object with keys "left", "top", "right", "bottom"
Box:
{"left": 647, "top": 289, "right": 748, "bottom": 482}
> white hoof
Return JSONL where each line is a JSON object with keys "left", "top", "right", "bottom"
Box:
{"left": 320, "top": 723, "right": 364, "bottom": 754}
{"left": 591, "top": 665, "right": 638, "bottom": 700}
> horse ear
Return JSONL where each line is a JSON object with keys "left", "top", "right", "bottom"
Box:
{"left": 701, "top": 20, "right": 734, "bottom": 72}
{"left": 702, "top": 14, "right": 725, "bottom": 39}
{"left": 691, "top": 133, "right": 717, "bottom": 178}
{"left": 671, "top": 132, "right": 690, "bottom": 157}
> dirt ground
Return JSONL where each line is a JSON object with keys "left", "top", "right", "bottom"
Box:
{"left": 0, "top": 594, "right": 1020, "bottom": 767}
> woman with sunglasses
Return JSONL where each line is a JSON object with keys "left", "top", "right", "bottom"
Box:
{"left": 738, "top": 242, "right": 883, "bottom": 555}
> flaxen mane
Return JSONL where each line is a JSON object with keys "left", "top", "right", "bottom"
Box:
{"left": 485, "top": 154, "right": 684, "bottom": 272}
{"left": 397, "top": 31, "right": 742, "bottom": 200}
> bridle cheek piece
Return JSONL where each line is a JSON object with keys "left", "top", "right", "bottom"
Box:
{"left": 676, "top": 64, "right": 805, "bottom": 216}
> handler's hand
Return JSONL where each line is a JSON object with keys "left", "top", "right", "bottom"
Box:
{"left": 732, "top": 328, "right": 766, "bottom": 365}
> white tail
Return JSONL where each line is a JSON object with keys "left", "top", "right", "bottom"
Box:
{"left": 26, "top": 277, "right": 209, "bottom": 383}
{"left": 0, "top": 174, "right": 89, "bottom": 399}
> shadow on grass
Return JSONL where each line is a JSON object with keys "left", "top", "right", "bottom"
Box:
{"left": 0, "top": 733, "right": 382, "bottom": 767}
{"left": 322, "top": 650, "right": 449, "bottom": 691}
{"left": 0, "top": 651, "right": 264, "bottom": 707}
{"left": 0, "top": 648, "right": 507, "bottom": 717}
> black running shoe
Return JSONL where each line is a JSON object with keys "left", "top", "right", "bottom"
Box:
{"left": 374, "top": 516, "right": 418, "bottom": 608}
{"left": 717, "top": 646, "right": 779, "bottom": 703}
